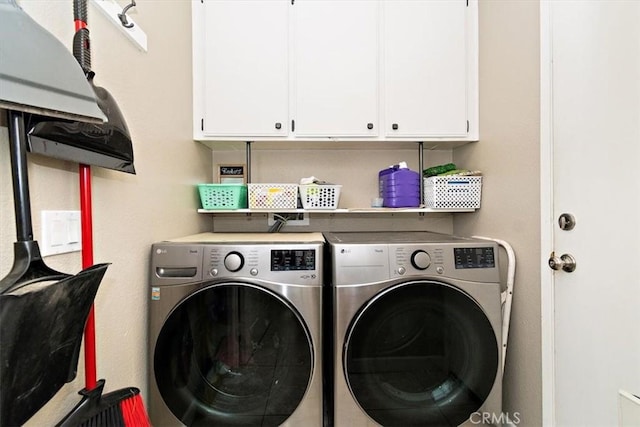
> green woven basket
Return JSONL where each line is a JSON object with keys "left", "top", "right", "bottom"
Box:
{"left": 197, "top": 184, "right": 247, "bottom": 209}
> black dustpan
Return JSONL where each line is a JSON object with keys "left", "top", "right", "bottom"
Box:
{"left": 0, "top": 263, "right": 109, "bottom": 426}
{"left": 26, "top": 73, "right": 136, "bottom": 174}
{"left": 25, "top": 17, "right": 135, "bottom": 175}
{"left": 0, "top": 110, "right": 109, "bottom": 425}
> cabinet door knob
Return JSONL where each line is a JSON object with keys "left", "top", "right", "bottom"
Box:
{"left": 392, "top": 123, "right": 399, "bottom": 130}
{"left": 275, "top": 122, "right": 282, "bottom": 130}
{"left": 367, "top": 123, "right": 374, "bottom": 130}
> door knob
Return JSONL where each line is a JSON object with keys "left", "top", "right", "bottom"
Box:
{"left": 548, "top": 252, "right": 577, "bottom": 272}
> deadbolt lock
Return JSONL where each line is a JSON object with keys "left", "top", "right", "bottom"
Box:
{"left": 548, "top": 252, "right": 577, "bottom": 272}
{"left": 558, "top": 213, "right": 576, "bottom": 231}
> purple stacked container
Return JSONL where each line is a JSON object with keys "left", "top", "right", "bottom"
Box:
{"left": 378, "top": 163, "right": 421, "bottom": 207}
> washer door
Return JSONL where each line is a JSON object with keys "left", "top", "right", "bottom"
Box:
{"left": 154, "top": 283, "right": 313, "bottom": 426}
{"left": 344, "top": 281, "right": 498, "bottom": 426}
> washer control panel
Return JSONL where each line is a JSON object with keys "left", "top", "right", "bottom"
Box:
{"left": 271, "top": 249, "right": 316, "bottom": 271}
{"left": 151, "top": 242, "right": 323, "bottom": 286}
{"left": 206, "top": 244, "right": 321, "bottom": 284}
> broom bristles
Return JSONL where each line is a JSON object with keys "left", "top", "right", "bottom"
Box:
{"left": 119, "top": 393, "right": 151, "bottom": 427}
{"left": 62, "top": 384, "right": 151, "bottom": 427}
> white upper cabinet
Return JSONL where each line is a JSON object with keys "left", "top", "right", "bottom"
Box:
{"left": 192, "top": 0, "right": 478, "bottom": 142}
{"left": 195, "top": 0, "right": 289, "bottom": 137}
{"left": 383, "top": 0, "right": 470, "bottom": 138}
{"left": 292, "top": 1, "right": 379, "bottom": 137}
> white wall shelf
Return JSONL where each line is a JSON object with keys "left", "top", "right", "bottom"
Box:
{"left": 198, "top": 208, "right": 476, "bottom": 214}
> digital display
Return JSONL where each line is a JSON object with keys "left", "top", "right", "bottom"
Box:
{"left": 271, "top": 249, "right": 316, "bottom": 271}
{"left": 454, "top": 247, "right": 495, "bottom": 269}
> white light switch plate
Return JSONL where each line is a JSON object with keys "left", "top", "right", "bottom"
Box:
{"left": 41, "top": 210, "right": 82, "bottom": 256}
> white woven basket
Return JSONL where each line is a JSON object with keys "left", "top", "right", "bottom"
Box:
{"left": 248, "top": 183, "right": 298, "bottom": 209}
{"left": 299, "top": 185, "right": 342, "bottom": 209}
{"left": 424, "top": 176, "right": 482, "bottom": 209}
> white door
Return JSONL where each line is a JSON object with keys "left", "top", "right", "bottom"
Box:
{"left": 293, "top": 0, "right": 378, "bottom": 137}
{"left": 201, "top": 0, "right": 289, "bottom": 137}
{"left": 383, "top": 0, "right": 468, "bottom": 138}
{"left": 541, "top": 1, "right": 640, "bottom": 426}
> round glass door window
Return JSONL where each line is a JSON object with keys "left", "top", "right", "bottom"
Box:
{"left": 154, "top": 283, "right": 313, "bottom": 426}
{"left": 344, "top": 281, "right": 498, "bottom": 427}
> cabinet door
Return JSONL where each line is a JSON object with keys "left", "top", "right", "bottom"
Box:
{"left": 383, "top": 0, "right": 468, "bottom": 138}
{"left": 293, "top": 0, "right": 378, "bottom": 137}
{"left": 201, "top": 0, "right": 289, "bottom": 137}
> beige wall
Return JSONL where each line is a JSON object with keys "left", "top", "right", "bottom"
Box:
{"left": 1, "top": 0, "right": 543, "bottom": 425}
{"left": 454, "top": 1, "right": 542, "bottom": 425}
{"left": 0, "top": 1, "right": 211, "bottom": 424}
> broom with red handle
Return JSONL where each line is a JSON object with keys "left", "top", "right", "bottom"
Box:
{"left": 56, "top": 1, "right": 150, "bottom": 425}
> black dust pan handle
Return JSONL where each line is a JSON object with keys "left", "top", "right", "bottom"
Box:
{"left": 0, "top": 110, "right": 69, "bottom": 295}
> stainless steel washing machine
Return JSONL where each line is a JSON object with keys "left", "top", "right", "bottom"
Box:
{"left": 148, "top": 233, "right": 324, "bottom": 427}
{"left": 325, "top": 231, "right": 502, "bottom": 427}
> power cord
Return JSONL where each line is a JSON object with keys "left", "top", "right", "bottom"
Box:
{"left": 268, "top": 213, "right": 289, "bottom": 233}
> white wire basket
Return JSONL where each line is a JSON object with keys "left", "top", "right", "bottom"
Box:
{"left": 424, "top": 176, "right": 482, "bottom": 209}
{"left": 299, "top": 185, "right": 342, "bottom": 210}
{"left": 248, "top": 183, "right": 298, "bottom": 209}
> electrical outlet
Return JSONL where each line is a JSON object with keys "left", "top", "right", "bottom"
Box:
{"left": 268, "top": 212, "right": 309, "bottom": 226}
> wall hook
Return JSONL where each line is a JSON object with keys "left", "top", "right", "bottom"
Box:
{"left": 117, "top": 0, "right": 136, "bottom": 29}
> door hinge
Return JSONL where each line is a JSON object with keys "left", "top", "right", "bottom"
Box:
{"left": 291, "top": 119, "right": 295, "bottom": 132}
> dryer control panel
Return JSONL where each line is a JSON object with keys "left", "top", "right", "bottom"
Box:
{"left": 325, "top": 231, "right": 499, "bottom": 285}
{"left": 390, "top": 243, "right": 498, "bottom": 282}
{"left": 454, "top": 247, "right": 496, "bottom": 269}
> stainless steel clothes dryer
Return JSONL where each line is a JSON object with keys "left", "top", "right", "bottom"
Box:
{"left": 325, "top": 231, "right": 502, "bottom": 427}
{"left": 148, "top": 233, "right": 324, "bottom": 427}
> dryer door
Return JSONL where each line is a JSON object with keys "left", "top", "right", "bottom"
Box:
{"left": 154, "top": 282, "right": 313, "bottom": 426}
{"left": 344, "top": 281, "right": 499, "bottom": 426}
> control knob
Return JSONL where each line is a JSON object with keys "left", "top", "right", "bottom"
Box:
{"left": 224, "top": 251, "right": 244, "bottom": 272}
{"left": 411, "top": 250, "right": 431, "bottom": 270}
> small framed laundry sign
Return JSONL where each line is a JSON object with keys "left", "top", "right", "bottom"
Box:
{"left": 218, "top": 164, "right": 246, "bottom": 184}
